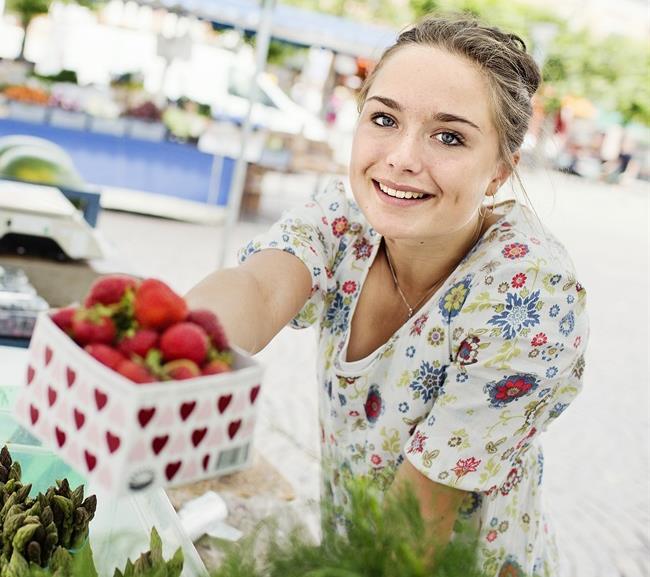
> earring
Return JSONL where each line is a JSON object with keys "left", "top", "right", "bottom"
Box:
{"left": 480, "top": 193, "right": 496, "bottom": 218}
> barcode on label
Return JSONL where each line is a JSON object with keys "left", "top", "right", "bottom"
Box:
{"left": 216, "top": 444, "right": 250, "bottom": 471}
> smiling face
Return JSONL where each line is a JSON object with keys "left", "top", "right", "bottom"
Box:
{"left": 350, "top": 45, "right": 510, "bottom": 242}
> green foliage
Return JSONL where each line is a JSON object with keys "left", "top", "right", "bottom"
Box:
{"left": 5, "top": 0, "right": 51, "bottom": 28}
{"left": 211, "top": 478, "right": 488, "bottom": 577}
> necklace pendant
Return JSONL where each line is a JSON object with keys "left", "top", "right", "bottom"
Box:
{"left": 407, "top": 306, "right": 413, "bottom": 318}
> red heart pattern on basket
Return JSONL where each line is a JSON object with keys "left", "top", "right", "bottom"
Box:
{"left": 202, "top": 454, "right": 210, "bottom": 471}
{"left": 73, "top": 409, "right": 85, "bottom": 430}
{"left": 44, "top": 347, "right": 53, "bottom": 366}
{"left": 106, "top": 431, "right": 121, "bottom": 453}
{"left": 152, "top": 435, "right": 169, "bottom": 455}
{"left": 228, "top": 420, "right": 242, "bottom": 439}
{"left": 165, "top": 461, "right": 181, "bottom": 481}
{"left": 250, "top": 385, "right": 261, "bottom": 404}
{"left": 27, "top": 366, "right": 35, "bottom": 385}
{"left": 55, "top": 427, "right": 66, "bottom": 447}
{"left": 30, "top": 405, "right": 39, "bottom": 425}
{"left": 47, "top": 387, "right": 57, "bottom": 407}
{"left": 179, "top": 401, "right": 196, "bottom": 421}
{"left": 191, "top": 428, "right": 207, "bottom": 447}
{"left": 138, "top": 407, "right": 156, "bottom": 428}
{"left": 84, "top": 450, "right": 97, "bottom": 472}
{"left": 94, "top": 389, "right": 108, "bottom": 411}
{"left": 217, "top": 394, "right": 232, "bottom": 414}
{"left": 66, "top": 368, "right": 76, "bottom": 388}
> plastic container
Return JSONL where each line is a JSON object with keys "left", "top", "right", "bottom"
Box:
{"left": 3, "top": 386, "right": 207, "bottom": 577}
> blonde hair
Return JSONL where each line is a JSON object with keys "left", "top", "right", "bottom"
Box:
{"left": 357, "top": 15, "right": 542, "bottom": 176}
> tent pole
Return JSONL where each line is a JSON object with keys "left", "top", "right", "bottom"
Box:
{"left": 216, "top": 0, "right": 276, "bottom": 269}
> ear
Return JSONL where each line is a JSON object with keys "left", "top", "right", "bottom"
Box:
{"left": 487, "top": 153, "right": 520, "bottom": 196}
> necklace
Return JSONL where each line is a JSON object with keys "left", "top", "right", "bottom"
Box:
{"left": 383, "top": 240, "right": 448, "bottom": 318}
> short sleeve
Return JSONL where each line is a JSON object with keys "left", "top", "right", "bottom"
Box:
{"left": 237, "top": 180, "right": 352, "bottom": 329}
{"left": 404, "top": 261, "right": 589, "bottom": 495}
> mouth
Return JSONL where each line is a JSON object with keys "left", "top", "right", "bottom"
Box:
{"left": 372, "top": 179, "right": 435, "bottom": 205}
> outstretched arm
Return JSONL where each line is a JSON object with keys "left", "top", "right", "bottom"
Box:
{"left": 185, "top": 249, "right": 312, "bottom": 355}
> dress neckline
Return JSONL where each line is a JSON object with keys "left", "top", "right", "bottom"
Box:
{"left": 335, "top": 200, "right": 518, "bottom": 375}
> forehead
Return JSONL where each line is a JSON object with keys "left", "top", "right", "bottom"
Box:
{"left": 368, "top": 45, "right": 494, "bottom": 131}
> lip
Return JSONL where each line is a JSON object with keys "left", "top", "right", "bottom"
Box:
{"left": 372, "top": 179, "right": 435, "bottom": 206}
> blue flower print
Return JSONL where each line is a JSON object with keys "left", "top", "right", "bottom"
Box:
{"left": 537, "top": 451, "right": 544, "bottom": 486}
{"left": 438, "top": 276, "right": 472, "bottom": 321}
{"left": 538, "top": 387, "right": 552, "bottom": 398}
{"left": 329, "top": 201, "right": 339, "bottom": 211}
{"left": 324, "top": 292, "right": 350, "bottom": 334}
{"left": 490, "top": 517, "right": 498, "bottom": 528}
{"left": 406, "top": 346, "right": 416, "bottom": 358}
{"left": 487, "top": 290, "right": 541, "bottom": 340}
{"left": 549, "top": 304, "right": 560, "bottom": 318}
{"left": 567, "top": 294, "right": 575, "bottom": 304}
{"left": 398, "top": 401, "right": 409, "bottom": 413}
{"left": 338, "top": 393, "right": 347, "bottom": 407}
{"left": 545, "top": 366, "right": 558, "bottom": 378}
{"left": 484, "top": 373, "right": 539, "bottom": 408}
{"left": 313, "top": 266, "right": 321, "bottom": 277}
{"left": 456, "top": 372, "right": 469, "bottom": 383}
{"left": 549, "top": 274, "right": 562, "bottom": 286}
{"left": 541, "top": 342, "right": 565, "bottom": 362}
{"left": 325, "top": 379, "right": 332, "bottom": 399}
{"left": 427, "top": 414, "right": 436, "bottom": 426}
{"left": 409, "top": 361, "right": 448, "bottom": 404}
{"left": 559, "top": 311, "right": 575, "bottom": 336}
{"left": 550, "top": 402, "right": 568, "bottom": 419}
{"left": 282, "top": 233, "right": 290, "bottom": 242}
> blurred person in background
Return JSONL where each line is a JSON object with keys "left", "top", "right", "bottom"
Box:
{"left": 187, "top": 15, "right": 589, "bottom": 577}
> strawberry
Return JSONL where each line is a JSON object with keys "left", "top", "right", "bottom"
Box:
{"left": 85, "top": 344, "right": 125, "bottom": 370}
{"left": 134, "top": 279, "right": 187, "bottom": 330}
{"left": 163, "top": 359, "right": 200, "bottom": 380}
{"left": 160, "top": 322, "right": 208, "bottom": 365}
{"left": 118, "top": 329, "right": 158, "bottom": 359}
{"left": 187, "top": 309, "right": 230, "bottom": 351}
{"left": 51, "top": 307, "right": 77, "bottom": 334}
{"left": 72, "top": 312, "right": 116, "bottom": 346}
{"left": 116, "top": 359, "right": 156, "bottom": 384}
{"left": 85, "top": 274, "right": 139, "bottom": 307}
{"left": 202, "top": 359, "right": 232, "bottom": 376}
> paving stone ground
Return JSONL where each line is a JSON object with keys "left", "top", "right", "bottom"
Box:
{"left": 96, "top": 169, "right": 650, "bottom": 576}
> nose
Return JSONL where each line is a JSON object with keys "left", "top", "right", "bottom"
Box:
{"left": 384, "top": 131, "right": 423, "bottom": 174}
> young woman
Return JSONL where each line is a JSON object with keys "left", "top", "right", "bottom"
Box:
{"left": 187, "top": 16, "right": 588, "bottom": 577}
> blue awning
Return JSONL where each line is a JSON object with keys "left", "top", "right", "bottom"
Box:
{"left": 139, "top": 0, "right": 397, "bottom": 58}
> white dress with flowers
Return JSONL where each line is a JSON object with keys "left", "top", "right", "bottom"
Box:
{"left": 238, "top": 180, "right": 588, "bottom": 577}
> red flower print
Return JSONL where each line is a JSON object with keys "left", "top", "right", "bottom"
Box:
{"left": 331, "top": 216, "right": 349, "bottom": 237}
{"left": 511, "top": 273, "right": 527, "bottom": 288}
{"left": 321, "top": 217, "right": 328, "bottom": 225}
{"left": 486, "top": 530, "right": 498, "bottom": 542}
{"left": 353, "top": 237, "right": 373, "bottom": 260}
{"left": 515, "top": 427, "right": 537, "bottom": 450}
{"left": 364, "top": 385, "right": 382, "bottom": 424}
{"left": 531, "top": 333, "right": 547, "bottom": 347}
{"left": 407, "top": 430, "right": 428, "bottom": 454}
{"left": 502, "top": 243, "right": 529, "bottom": 260}
{"left": 573, "top": 336, "right": 582, "bottom": 348}
{"left": 349, "top": 410, "right": 360, "bottom": 417}
{"left": 494, "top": 377, "right": 534, "bottom": 402}
{"left": 575, "top": 282, "right": 584, "bottom": 292}
{"left": 342, "top": 280, "right": 357, "bottom": 294}
{"left": 326, "top": 268, "right": 333, "bottom": 279}
{"left": 452, "top": 456, "right": 481, "bottom": 478}
{"left": 409, "top": 313, "right": 429, "bottom": 336}
{"left": 370, "top": 454, "right": 382, "bottom": 466}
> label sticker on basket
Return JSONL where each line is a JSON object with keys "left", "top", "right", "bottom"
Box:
{"left": 216, "top": 443, "right": 250, "bottom": 471}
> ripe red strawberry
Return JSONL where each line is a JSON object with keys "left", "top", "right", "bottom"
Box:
{"left": 163, "top": 359, "right": 200, "bottom": 380}
{"left": 85, "top": 344, "right": 126, "bottom": 370}
{"left": 134, "top": 279, "right": 187, "bottom": 330}
{"left": 118, "top": 329, "right": 158, "bottom": 359}
{"left": 72, "top": 313, "right": 116, "bottom": 346}
{"left": 116, "top": 359, "right": 156, "bottom": 384}
{"left": 51, "top": 307, "right": 77, "bottom": 334}
{"left": 202, "top": 359, "right": 232, "bottom": 376}
{"left": 160, "top": 322, "right": 208, "bottom": 365}
{"left": 85, "top": 274, "right": 139, "bottom": 307}
{"left": 187, "top": 309, "right": 230, "bottom": 351}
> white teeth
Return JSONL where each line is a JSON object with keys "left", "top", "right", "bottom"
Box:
{"left": 378, "top": 181, "right": 426, "bottom": 199}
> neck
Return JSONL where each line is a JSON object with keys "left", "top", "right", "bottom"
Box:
{"left": 382, "top": 212, "right": 494, "bottom": 300}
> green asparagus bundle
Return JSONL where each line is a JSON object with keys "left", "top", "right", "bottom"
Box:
{"left": 112, "top": 527, "right": 183, "bottom": 577}
{"left": 0, "top": 447, "right": 97, "bottom": 574}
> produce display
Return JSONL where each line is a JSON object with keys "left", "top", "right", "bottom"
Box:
{"left": 0, "top": 145, "right": 86, "bottom": 190}
{"left": 111, "top": 528, "right": 182, "bottom": 577}
{"left": 0, "top": 446, "right": 96, "bottom": 574}
{"left": 52, "top": 275, "right": 233, "bottom": 383}
{"left": 2, "top": 86, "right": 50, "bottom": 106}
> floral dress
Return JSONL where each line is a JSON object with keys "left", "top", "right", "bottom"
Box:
{"left": 238, "top": 180, "right": 588, "bottom": 577}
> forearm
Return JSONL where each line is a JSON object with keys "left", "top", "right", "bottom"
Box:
{"left": 184, "top": 267, "right": 271, "bottom": 355}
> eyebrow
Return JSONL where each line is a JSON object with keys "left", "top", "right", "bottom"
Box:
{"left": 366, "top": 95, "right": 482, "bottom": 133}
